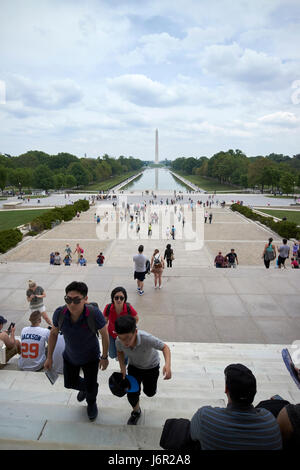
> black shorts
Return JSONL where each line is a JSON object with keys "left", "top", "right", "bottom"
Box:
{"left": 134, "top": 271, "right": 146, "bottom": 282}
{"left": 278, "top": 256, "right": 287, "bottom": 266}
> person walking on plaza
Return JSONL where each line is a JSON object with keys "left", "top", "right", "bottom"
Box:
{"left": 164, "top": 244, "right": 174, "bottom": 268}
{"left": 64, "top": 244, "right": 72, "bottom": 259}
{"left": 204, "top": 211, "right": 208, "bottom": 223}
{"left": 103, "top": 287, "right": 138, "bottom": 360}
{"left": 133, "top": 245, "right": 148, "bottom": 296}
{"left": 115, "top": 315, "right": 172, "bottom": 425}
{"left": 73, "top": 243, "right": 84, "bottom": 264}
{"left": 209, "top": 212, "right": 213, "bottom": 224}
{"left": 44, "top": 281, "right": 109, "bottom": 421}
{"left": 96, "top": 252, "right": 105, "bottom": 266}
{"left": 277, "top": 238, "right": 290, "bottom": 269}
{"left": 150, "top": 249, "right": 164, "bottom": 289}
{"left": 226, "top": 249, "right": 238, "bottom": 268}
{"left": 171, "top": 225, "right": 175, "bottom": 240}
{"left": 214, "top": 252, "right": 225, "bottom": 268}
{"left": 262, "top": 238, "right": 276, "bottom": 269}
{"left": 26, "top": 280, "right": 52, "bottom": 327}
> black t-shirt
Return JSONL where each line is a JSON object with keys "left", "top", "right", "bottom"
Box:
{"left": 226, "top": 252, "right": 237, "bottom": 264}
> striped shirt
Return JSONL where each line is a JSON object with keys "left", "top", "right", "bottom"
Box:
{"left": 190, "top": 404, "right": 282, "bottom": 450}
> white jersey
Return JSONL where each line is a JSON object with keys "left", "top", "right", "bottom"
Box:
{"left": 18, "top": 326, "right": 50, "bottom": 371}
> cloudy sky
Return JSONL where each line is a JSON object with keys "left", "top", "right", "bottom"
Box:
{"left": 1, "top": 0, "right": 300, "bottom": 160}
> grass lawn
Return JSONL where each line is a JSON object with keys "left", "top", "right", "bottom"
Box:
{"left": 259, "top": 209, "right": 300, "bottom": 225}
{"left": 0, "top": 209, "right": 52, "bottom": 231}
{"left": 173, "top": 171, "right": 242, "bottom": 192}
{"left": 81, "top": 171, "right": 142, "bottom": 191}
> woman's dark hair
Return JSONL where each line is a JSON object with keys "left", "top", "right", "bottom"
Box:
{"left": 65, "top": 281, "right": 88, "bottom": 297}
{"left": 111, "top": 286, "right": 127, "bottom": 303}
{"left": 115, "top": 315, "right": 136, "bottom": 334}
{"left": 268, "top": 238, "right": 273, "bottom": 245}
{"left": 166, "top": 244, "right": 171, "bottom": 249}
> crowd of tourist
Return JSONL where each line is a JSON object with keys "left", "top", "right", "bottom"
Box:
{"left": 1, "top": 197, "right": 300, "bottom": 451}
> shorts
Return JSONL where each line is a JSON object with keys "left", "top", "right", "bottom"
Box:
{"left": 278, "top": 256, "right": 287, "bottom": 266}
{"left": 134, "top": 271, "right": 146, "bottom": 282}
{"left": 30, "top": 305, "right": 46, "bottom": 313}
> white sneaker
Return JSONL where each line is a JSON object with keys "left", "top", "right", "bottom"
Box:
{"left": 139, "top": 290, "right": 144, "bottom": 295}
{"left": 159, "top": 286, "right": 162, "bottom": 289}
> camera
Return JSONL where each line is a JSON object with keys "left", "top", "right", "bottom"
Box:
{"left": 7, "top": 322, "right": 15, "bottom": 334}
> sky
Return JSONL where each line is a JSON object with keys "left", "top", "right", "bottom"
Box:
{"left": 0, "top": 0, "right": 300, "bottom": 161}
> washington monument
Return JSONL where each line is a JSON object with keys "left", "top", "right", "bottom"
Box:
{"left": 155, "top": 128, "right": 159, "bottom": 163}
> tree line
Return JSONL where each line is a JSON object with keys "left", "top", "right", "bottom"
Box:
{"left": 0, "top": 151, "right": 143, "bottom": 192}
{"left": 171, "top": 150, "right": 300, "bottom": 194}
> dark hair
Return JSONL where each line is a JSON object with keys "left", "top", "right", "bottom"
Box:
{"left": 65, "top": 281, "right": 88, "bottom": 297}
{"left": 115, "top": 315, "right": 136, "bottom": 335}
{"left": 166, "top": 244, "right": 171, "bottom": 249}
{"left": 268, "top": 238, "right": 273, "bottom": 245}
{"left": 283, "top": 239, "right": 287, "bottom": 244}
{"left": 111, "top": 286, "right": 127, "bottom": 303}
{"left": 224, "top": 364, "right": 256, "bottom": 405}
{"left": 138, "top": 245, "right": 144, "bottom": 253}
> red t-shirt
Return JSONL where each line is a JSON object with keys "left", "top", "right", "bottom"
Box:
{"left": 103, "top": 302, "right": 138, "bottom": 339}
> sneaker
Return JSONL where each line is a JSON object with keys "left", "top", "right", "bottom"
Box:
{"left": 137, "top": 287, "right": 140, "bottom": 291}
{"left": 159, "top": 286, "right": 162, "bottom": 289}
{"left": 87, "top": 402, "right": 98, "bottom": 421}
{"left": 77, "top": 390, "right": 86, "bottom": 402}
{"left": 127, "top": 408, "right": 141, "bottom": 425}
{"left": 139, "top": 290, "right": 144, "bottom": 296}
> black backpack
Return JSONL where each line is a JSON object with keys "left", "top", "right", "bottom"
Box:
{"left": 57, "top": 302, "right": 100, "bottom": 337}
{"left": 105, "top": 302, "right": 132, "bottom": 317}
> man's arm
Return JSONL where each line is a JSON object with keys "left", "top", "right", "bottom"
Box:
{"left": 44, "top": 327, "right": 59, "bottom": 370}
{"left": 117, "top": 350, "right": 127, "bottom": 379}
{"left": 99, "top": 324, "right": 109, "bottom": 370}
{"left": 162, "top": 344, "right": 172, "bottom": 380}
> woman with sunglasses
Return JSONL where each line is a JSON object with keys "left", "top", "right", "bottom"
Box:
{"left": 103, "top": 287, "right": 138, "bottom": 361}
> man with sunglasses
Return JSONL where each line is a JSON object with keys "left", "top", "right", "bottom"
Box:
{"left": 44, "top": 281, "right": 109, "bottom": 421}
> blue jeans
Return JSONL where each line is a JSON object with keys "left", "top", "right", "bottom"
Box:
{"left": 109, "top": 336, "right": 128, "bottom": 364}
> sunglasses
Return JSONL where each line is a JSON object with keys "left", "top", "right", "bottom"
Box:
{"left": 64, "top": 295, "right": 84, "bottom": 305}
{"left": 114, "top": 296, "right": 125, "bottom": 301}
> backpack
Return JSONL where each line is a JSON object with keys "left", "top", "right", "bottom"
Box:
{"left": 57, "top": 302, "right": 99, "bottom": 337}
{"left": 153, "top": 254, "right": 162, "bottom": 268}
{"left": 265, "top": 245, "right": 275, "bottom": 261}
{"left": 105, "top": 302, "right": 132, "bottom": 317}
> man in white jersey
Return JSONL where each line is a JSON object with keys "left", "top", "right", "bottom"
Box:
{"left": 18, "top": 311, "right": 50, "bottom": 371}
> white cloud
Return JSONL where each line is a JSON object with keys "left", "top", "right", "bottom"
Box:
{"left": 258, "top": 111, "right": 300, "bottom": 127}
{"left": 0, "top": 0, "right": 299, "bottom": 159}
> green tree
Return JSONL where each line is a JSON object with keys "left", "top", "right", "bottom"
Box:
{"left": 0, "top": 166, "right": 7, "bottom": 193}
{"left": 68, "top": 162, "right": 90, "bottom": 187}
{"left": 65, "top": 174, "right": 77, "bottom": 188}
{"left": 33, "top": 165, "right": 54, "bottom": 190}
{"left": 280, "top": 173, "right": 295, "bottom": 195}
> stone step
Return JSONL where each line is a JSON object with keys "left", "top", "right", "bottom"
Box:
{"left": 0, "top": 417, "right": 161, "bottom": 450}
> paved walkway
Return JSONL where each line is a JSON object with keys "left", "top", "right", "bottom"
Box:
{"left": 0, "top": 200, "right": 299, "bottom": 345}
